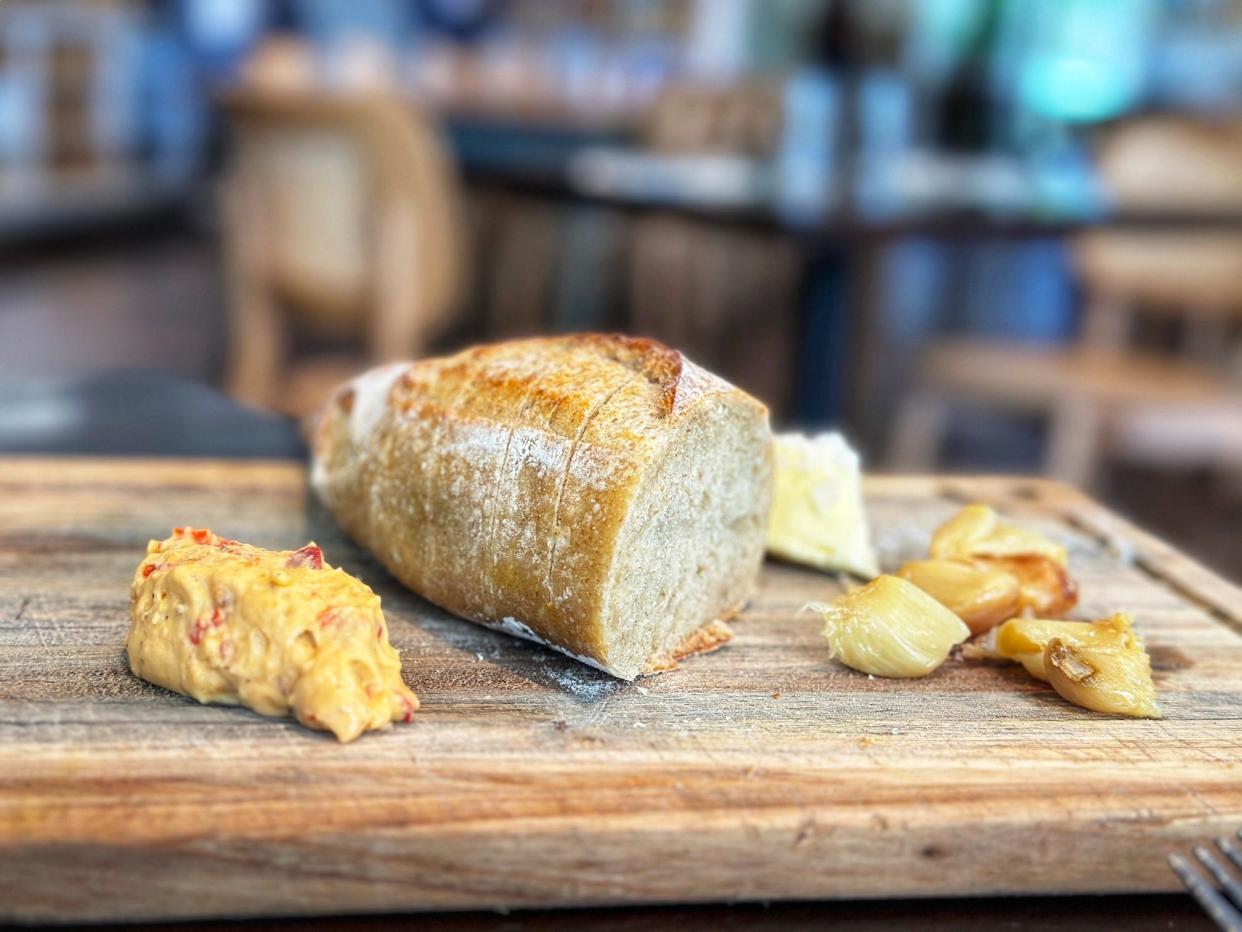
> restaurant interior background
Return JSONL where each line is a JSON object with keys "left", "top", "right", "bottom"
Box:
{"left": 1, "top": 0, "right": 1240, "bottom": 579}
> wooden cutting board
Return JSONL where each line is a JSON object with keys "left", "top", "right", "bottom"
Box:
{"left": 2, "top": 458, "right": 1241, "bottom": 922}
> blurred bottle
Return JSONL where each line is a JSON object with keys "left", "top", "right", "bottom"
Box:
{"left": 239, "top": 35, "right": 317, "bottom": 92}
{"left": 685, "top": 0, "right": 755, "bottom": 83}
{"left": 142, "top": 27, "right": 207, "bottom": 183}
{"left": 0, "top": 12, "right": 44, "bottom": 183}
{"left": 549, "top": 22, "right": 607, "bottom": 114}
{"left": 936, "top": 0, "right": 1000, "bottom": 152}
{"left": 323, "top": 34, "right": 401, "bottom": 91}
{"left": 776, "top": 67, "right": 838, "bottom": 225}
{"left": 297, "top": 0, "right": 415, "bottom": 47}
{"left": 855, "top": 68, "right": 914, "bottom": 218}
{"left": 181, "top": 0, "right": 267, "bottom": 81}
{"left": 614, "top": 0, "right": 677, "bottom": 111}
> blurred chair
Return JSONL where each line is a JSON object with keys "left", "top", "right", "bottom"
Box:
{"left": 890, "top": 117, "right": 1242, "bottom": 489}
{"left": 221, "top": 88, "right": 467, "bottom": 416}
{"left": 237, "top": 35, "right": 318, "bottom": 94}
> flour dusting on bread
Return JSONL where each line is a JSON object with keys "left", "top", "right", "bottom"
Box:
{"left": 348, "top": 361, "right": 410, "bottom": 446}
{"left": 311, "top": 334, "right": 773, "bottom": 680}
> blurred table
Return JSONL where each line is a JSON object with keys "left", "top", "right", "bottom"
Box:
{"left": 450, "top": 123, "right": 1242, "bottom": 239}
{"left": 449, "top": 120, "right": 1242, "bottom": 430}
{"left": 205, "top": 91, "right": 1242, "bottom": 430}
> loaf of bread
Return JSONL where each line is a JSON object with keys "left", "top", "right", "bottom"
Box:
{"left": 310, "top": 334, "right": 773, "bottom": 680}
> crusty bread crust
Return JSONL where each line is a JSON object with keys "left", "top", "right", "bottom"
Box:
{"left": 644, "top": 617, "right": 737, "bottom": 675}
{"left": 311, "top": 334, "right": 772, "bottom": 679}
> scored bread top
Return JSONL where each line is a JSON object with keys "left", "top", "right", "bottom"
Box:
{"left": 374, "top": 333, "right": 762, "bottom": 455}
{"left": 311, "top": 333, "right": 770, "bottom": 674}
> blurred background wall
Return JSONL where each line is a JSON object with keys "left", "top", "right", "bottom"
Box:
{"left": 1, "top": 0, "right": 1240, "bottom": 577}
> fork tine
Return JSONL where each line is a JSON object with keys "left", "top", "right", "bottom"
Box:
{"left": 1223, "top": 837, "right": 1242, "bottom": 875}
{"left": 1196, "top": 845, "right": 1242, "bottom": 910}
{"left": 1170, "top": 853, "right": 1242, "bottom": 932}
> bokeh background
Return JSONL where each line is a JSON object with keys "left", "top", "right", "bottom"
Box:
{"left": 2, "top": 0, "right": 1240, "bottom": 578}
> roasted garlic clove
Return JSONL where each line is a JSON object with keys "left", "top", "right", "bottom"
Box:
{"left": 994, "top": 613, "right": 1135, "bottom": 680}
{"left": 986, "top": 554, "right": 1078, "bottom": 618}
{"left": 1044, "top": 636, "right": 1161, "bottom": 718}
{"left": 896, "top": 558, "right": 1021, "bottom": 636}
{"left": 988, "top": 613, "right": 1161, "bottom": 717}
{"left": 930, "top": 503, "right": 1068, "bottom": 566}
{"left": 929, "top": 504, "right": 1076, "bottom": 618}
{"left": 810, "top": 574, "right": 970, "bottom": 678}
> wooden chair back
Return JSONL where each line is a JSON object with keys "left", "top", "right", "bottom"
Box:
{"left": 1073, "top": 117, "right": 1242, "bottom": 370}
{"left": 221, "top": 90, "right": 467, "bottom": 410}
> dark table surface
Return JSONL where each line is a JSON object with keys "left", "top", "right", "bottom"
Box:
{"left": 5, "top": 894, "right": 1210, "bottom": 930}
{"left": 0, "top": 372, "right": 305, "bottom": 459}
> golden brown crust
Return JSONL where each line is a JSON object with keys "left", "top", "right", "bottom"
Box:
{"left": 643, "top": 618, "right": 737, "bottom": 675}
{"left": 569, "top": 333, "right": 684, "bottom": 416}
{"left": 310, "top": 334, "right": 770, "bottom": 679}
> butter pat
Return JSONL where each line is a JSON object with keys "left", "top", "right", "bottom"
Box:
{"left": 766, "top": 432, "right": 879, "bottom": 578}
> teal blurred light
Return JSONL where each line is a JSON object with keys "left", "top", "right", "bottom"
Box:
{"left": 1007, "top": 0, "right": 1158, "bottom": 123}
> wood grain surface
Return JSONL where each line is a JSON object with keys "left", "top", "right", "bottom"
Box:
{"left": 0, "top": 458, "right": 1240, "bottom": 923}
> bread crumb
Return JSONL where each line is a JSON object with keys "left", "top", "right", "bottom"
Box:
{"left": 770, "top": 690, "right": 781, "bottom": 699}
{"left": 858, "top": 735, "right": 873, "bottom": 748}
